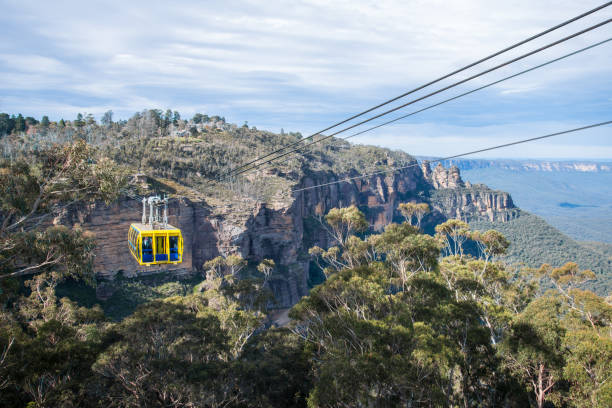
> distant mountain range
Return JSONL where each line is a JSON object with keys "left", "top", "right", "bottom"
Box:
{"left": 417, "top": 157, "right": 612, "bottom": 243}
{"left": 418, "top": 157, "right": 612, "bottom": 173}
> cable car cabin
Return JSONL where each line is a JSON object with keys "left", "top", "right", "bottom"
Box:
{"left": 128, "top": 223, "right": 183, "bottom": 265}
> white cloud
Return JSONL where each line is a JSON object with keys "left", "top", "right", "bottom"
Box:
{"left": 354, "top": 120, "right": 612, "bottom": 159}
{"left": 0, "top": 0, "right": 610, "bottom": 158}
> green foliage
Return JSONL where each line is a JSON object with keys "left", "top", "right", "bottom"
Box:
{"left": 292, "top": 261, "right": 502, "bottom": 406}
{"left": 0, "top": 112, "right": 610, "bottom": 407}
{"left": 471, "top": 229, "right": 510, "bottom": 259}
{"left": 9, "top": 226, "right": 96, "bottom": 281}
{"left": 74, "top": 113, "right": 85, "bottom": 128}
{"left": 562, "top": 329, "right": 612, "bottom": 407}
{"left": 14, "top": 114, "right": 25, "bottom": 132}
{"left": 324, "top": 205, "right": 368, "bottom": 245}
{"left": 295, "top": 209, "right": 533, "bottom": 406}
{"left": 471, "top": 211, "right": 612, "bottom": 295}
{"left": 98, "top": 275, "right": 198, "bottom": 320}
{"left": 0, "top": 272, "right": 107, "bottom": 407}
{"left": 501, "top": 296, "right": 566, "bottom": 407}
{"left": 0, "top": 139, "right": 128, "bottom": 283}
{"left": 0, "top": 113, "right": 15, "bottom": 135}
{"left": 435, "top": 218, "right": 471, "bottom": 257}
{"left": 235, "top": 328, "right": 312, "bottom": 408}
{"left": 93, "top": 297, "right": 235, "bottom": 407}
{"left": 398, "top": 201, "right": 429, "bottom": 227}
{"left": 54, "top": 272, "right": 203, "bottom": 321}
{"left": 581, "top": 241, "right": 612, "bottom": 259}
{"left": 296, "top": 206, "right": 612, "bottom": 406}
{"left": 1, "top": 269, "right": 309, "bottom": 407}
{"left": 376, "top": 222, "right": 440, "bottom": 288}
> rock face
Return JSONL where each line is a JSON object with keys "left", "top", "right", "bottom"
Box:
{"left": 421, "top": 162, "right": 518, "bottom": 223}
{"left": 428, "top": 187, "right": 517, "bottom": 223}
{"left": 425, "top": 163, "right": 463, "bottom": 189}
{"left": 296, "top": 165, "right": 425, "bottom": 232}
{"left": 64, "top": 162, "right": 516, "bottom": 308}
{"left": 54, "top": 198, "right": 198, "bottom": 279}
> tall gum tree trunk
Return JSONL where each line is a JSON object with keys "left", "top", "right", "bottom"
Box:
{"left": 537, "top": 363, "right": 545, "bottom": 408}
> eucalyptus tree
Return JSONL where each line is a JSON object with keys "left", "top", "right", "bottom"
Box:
{"left": 295, "top": 207, "right": 527, "bottom": 406}
{"left": 0, "top": 140, "right": 127, "bottom": 282}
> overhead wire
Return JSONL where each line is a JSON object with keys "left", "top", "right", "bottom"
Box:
{"left": 291, "top": 121, "right": 612, "bottom": 193}
{"left": 220, "top": 2, "right": 612, "bottom": 180}
{"left": 248, "top": 38, "right": 612, "bottom": 173}
{"left": 220, "top": 18, "right": 611, "bottom": 181}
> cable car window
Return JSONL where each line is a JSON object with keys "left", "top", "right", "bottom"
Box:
{"left": 142, "top": 236, "right": 153, "bottom": 262}
{"left": 169, "top": 236, "right": 179, "bottom": 261}
{"left": 155, "top": 236, "right": 168, "bottom": 262}
{"left": 156, "top": 236, "right": 165, "bottom": 252}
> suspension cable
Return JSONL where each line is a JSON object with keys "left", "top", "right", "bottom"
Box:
{"left": 221, "top": 2, "right": 612, "bottom": 179}
{"left": 249, "top": 38, "right": 612, "bottom": 174}
{"left": 291, "top": 121, "right": 612, "bottom": 193}
{"left": 221, "top": 18, "right": 611, "bottom": 181}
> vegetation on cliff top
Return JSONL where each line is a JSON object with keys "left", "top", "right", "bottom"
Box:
{"left": 0, "top": 110, "right": 416, "bottom": 206}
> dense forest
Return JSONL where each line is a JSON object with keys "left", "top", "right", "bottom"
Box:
{"left": 1, "top": 112, "right": 611, "bottom": 407}
{"left": 471, "top": 211, "right": 612, "bottom": 295}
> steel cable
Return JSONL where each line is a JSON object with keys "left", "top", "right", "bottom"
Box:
{"left": 221, "top": 2, "right": 612, "bottom": 179}
{"left": 249, "top": 38, "right": 612, "bottom": 174}
{"left": 221, "top": 18, "right": 611, "bottom": 181}
{"left": 291, "top": 121, "right": 612, "bottom": 193}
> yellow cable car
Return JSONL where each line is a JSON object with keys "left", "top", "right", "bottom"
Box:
{"left": 128, "top": 195, "right": 183, "bottom": 265}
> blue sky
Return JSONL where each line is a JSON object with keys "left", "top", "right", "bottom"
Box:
{"left": 0, "top": 0, "right": 610, "bottom": 159}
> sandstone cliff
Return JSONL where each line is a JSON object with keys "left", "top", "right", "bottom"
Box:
{"left": 421, "top": 162, "right": 519, "bottom": 223}
{"left": 62, "top": 162, "right": 516, "bottom": 308}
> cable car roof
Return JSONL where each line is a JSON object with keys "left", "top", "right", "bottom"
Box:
{"left": 130, "top": 223, "right": 181, "bottom": 232}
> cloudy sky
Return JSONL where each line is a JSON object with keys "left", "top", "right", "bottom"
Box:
{"left": 1, "top": 0, "right": 610, "bottom": 159}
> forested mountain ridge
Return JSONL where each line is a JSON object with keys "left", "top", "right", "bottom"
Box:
{"left": 471, "top": 211, "right": 612, "bottom": 294}
{"left": 1, "top": 110, "right": 611, "bottom": 407}
{"left": 1, "top": 110, "right": 609, "bottom": 296}
{"left": 0, "top": 110, "right": 519, "bottom": 305}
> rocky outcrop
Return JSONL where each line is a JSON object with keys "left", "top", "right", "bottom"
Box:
{"left": 420, "top": 161, "right": 517, "bottom": 222}
{"left": 62, "top": 161, "right": 516, "bottom": 308}
{"left": 295, "top": 165, "right": 425, "bottom": 232}
{"left": 428, "top": 187, "right": 518, "bottom": 222}
{"left": 422, "top": 163, "right": 463, "bottom": 189}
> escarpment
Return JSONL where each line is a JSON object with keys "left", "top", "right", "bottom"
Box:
{"left": 422, "top": 162, "right": 519, "bottom": 223}
{"left": 64, "top": 162, "right": 517, "bottom": 308}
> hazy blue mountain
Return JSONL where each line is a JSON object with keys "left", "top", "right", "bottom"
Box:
{"left": 418, "top": 157, "right": 612, "bottom": 243}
